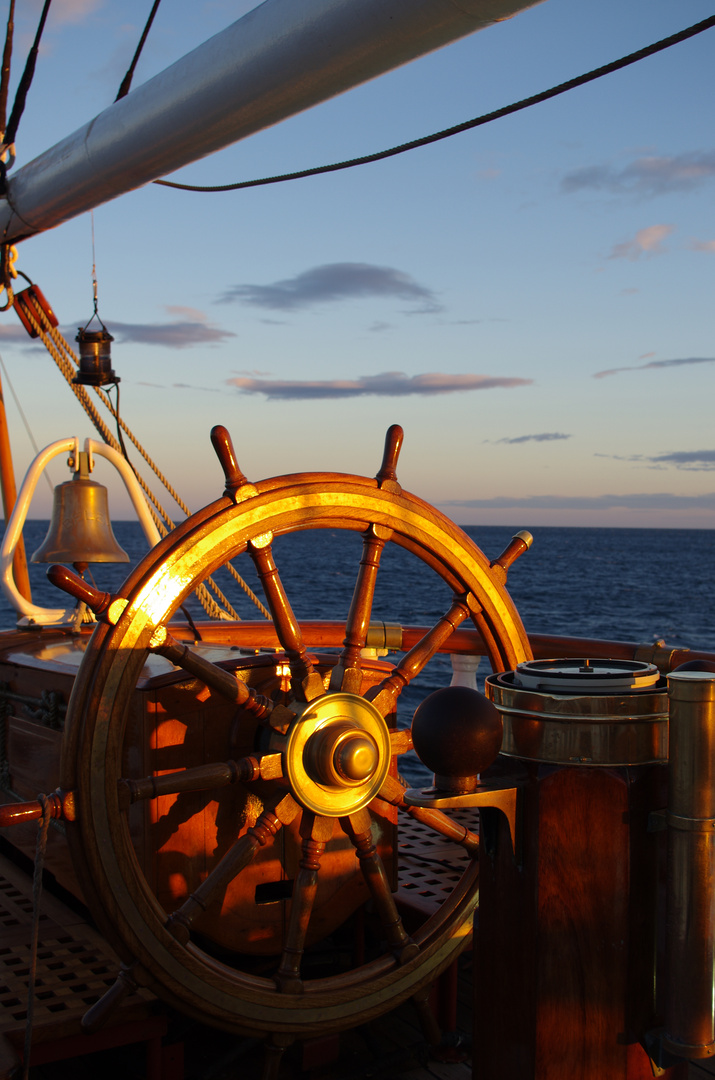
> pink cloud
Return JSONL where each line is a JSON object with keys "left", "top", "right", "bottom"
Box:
{"left": 609, "top": 224, "right": 674, "bottom": 261}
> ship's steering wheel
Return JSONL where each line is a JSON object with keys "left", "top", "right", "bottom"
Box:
{"left": 58, "top": 425, "right": 531, "bottom": 1046}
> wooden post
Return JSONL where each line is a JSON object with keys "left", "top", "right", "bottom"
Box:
{"left": 0, "top": 368, "right": 31, "bottom": 602}
{"left": 474, "top": 760, "right": 687, "bottom": 1080}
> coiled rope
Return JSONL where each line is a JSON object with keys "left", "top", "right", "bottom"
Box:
{"left": 20, "top": 300, "right": 271, "bottom": 621}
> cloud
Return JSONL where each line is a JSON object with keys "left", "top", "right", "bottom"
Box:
{"left": 648, "top": 451, "right": 715, "bottom": 471}
{"left": 594, "top": 356, "right": 715, "bottom": 379}
{"left": 608, "top": 224, "right": 674, "bottom": 261}
{"left": 51, "top": 0, "right": 103, "bottom": 24}
{"left": 0, "top": 324, "right": 34, "bottom": 345}
{"left": 218, "top": 263, "right": 441, "bottom": 312}
{"left": 3, "top": 309, "right": 236, "bottom": 351}
{"left": 226, "top": 371, "right": 532, "bottom": 400}
{"left": 97, "top": 317, "right": 236, "bottom": 348}
{"left": 165, "top": 305, "right": 209, "bottom": 322}
{"left": 689, "top": 238, "right": 715, "bottom": 253}
{"left": 136, "top": 381, "right": 221, "bottom": 392}
{"left": 594, "top": 452, "right": 667, "bottom": 471}
{"left": 172, "top": 383, "right": 221, "bottom": 393}
{"left": 494, "top": 432, "right": 571, "bottom": 445}
{"left": 445, "top": 492, "right": 715, "bottom": 512}
{"left": 586, "top": 450, "right": 715, "bottom": 472}
{"left": 562, "top": 151, "right": 715, "bottom": 197}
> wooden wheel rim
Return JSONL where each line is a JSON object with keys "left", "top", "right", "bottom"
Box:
{"left": 62, "top": 472, "right": 531, "bottom": 1034}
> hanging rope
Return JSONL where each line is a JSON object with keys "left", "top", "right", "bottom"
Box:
{"left": 115, "top": 0, "right": 163, "bottom": 102}
{"left": 23, "top": 793, "right": 52, "bottom": 1080}
{"left": 0, "top": 0, "right": 53, "bottom": 184}
{"left": 0, "top": 243, "right": 17, "bottom": 310}
{"left": 0, "top": 0, "right": 15, "bottom": 137}
{"left": 154, "top": 13, "right": 715, "bottom": 194}
{"left": 17, "top": 298, "right": 271, "bottom": 621}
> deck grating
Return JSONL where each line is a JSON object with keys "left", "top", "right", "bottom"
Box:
{"left": 0, "top": 819, "right": 709, "bottom": 1079}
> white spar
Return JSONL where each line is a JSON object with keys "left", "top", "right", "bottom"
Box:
{"left": 0, "top": 0, "right": 544, "bottom": 243}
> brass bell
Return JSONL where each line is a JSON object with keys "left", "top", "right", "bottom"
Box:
{"left": 32, "top": 451, "right": 129, "bottom": 565}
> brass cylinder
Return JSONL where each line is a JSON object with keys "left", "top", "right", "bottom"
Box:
{"left": 664, "top": 671, "right": 715, "bottom": 1059}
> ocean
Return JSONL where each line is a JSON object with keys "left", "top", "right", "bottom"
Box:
{"left": 4, "top": 520, "right": 714, "bottom": 647}
{"left": 2, "top": 520, "right": 714, "bottom": 783}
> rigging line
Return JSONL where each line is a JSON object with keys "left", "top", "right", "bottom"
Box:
{"left": 16, "top": 299, "right": 266, "bottom": 619}
{"left": 90, "top": 210, "right": 98, "bottom": 317}
{"left": 21, "top": 307, "right": 242, "bottom": 620}
{"left": 2, "top": 0, "right": 53, "bottom": 150}
{"left": 0, "top": 0, "right": 15, "bottom": 136}
{"left": 115, "top": 0, "right": 163, "bottom": 102}
{"left": 0, "top": 352, "right": 53, "bottom": 493}
{"left": 108, "top": 381, "right": 135, "bottom": 469}
{"left": 30, "top": 314, "right": 259, "bottom": 619}
{"left": 154, "top": 13, "right": 715, "bottom": 194}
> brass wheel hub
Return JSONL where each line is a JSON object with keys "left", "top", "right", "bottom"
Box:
{"left": 285, "top": 693, "right": 391, "bottom": 816}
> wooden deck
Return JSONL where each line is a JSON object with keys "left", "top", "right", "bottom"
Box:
{"left": 26, "top": 960, "right": 475, "bottom": 1079}
{"left": 0, "top": 840, "right": 711, "bottom": 1080}
{"left": 691, "top": 1061, "right": 715, "bottom": 1078}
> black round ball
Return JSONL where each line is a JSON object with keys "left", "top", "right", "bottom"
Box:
{"left": 411, "top": 685, "right": 502, "bottom": 778}
{"left": 671, "top": 660, "right": 715, "bottom": 674}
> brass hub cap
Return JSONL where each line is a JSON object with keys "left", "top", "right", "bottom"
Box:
{"left": 285, "top": 693, "right": 391, "bottom": 816}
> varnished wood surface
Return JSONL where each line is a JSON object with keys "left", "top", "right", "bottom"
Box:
{"left": 474, "top": 760, "right": 685, "bottom": 1080}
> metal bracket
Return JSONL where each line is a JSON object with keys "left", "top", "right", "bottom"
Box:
{"left": 403, "top": 778, "right": 521, "bottom": 860}
{"left": 642, "top": 1028, "right": 687, "bottom": 1077}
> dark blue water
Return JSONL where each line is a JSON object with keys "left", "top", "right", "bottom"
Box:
{"left": 6, "top": 521, "right": 713, "bottom": 644}
{"left": 4, "top": 519, "right": 714, "bottom": 692}
{"left": 4, "top": 521, "right": 715, "bottom": 646}
{"left": 4, "top": 521, "right": 713, "bottom": 783}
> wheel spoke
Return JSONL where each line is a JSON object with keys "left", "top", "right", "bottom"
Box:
{"left": 274, "top": 813, "right": 334, "bottom": 992}
{"left": 82, "top": 961, "right": 142, "bottom": 1033}
{"left": 262, "top": 1033, "right": 295, "bottom": 1080}
{"left": 379, "top": 775, "right": 479, "bottom": 855}
{"left": 330, "top": 524, "right": 392, "bottom": 693}
{"left": 149, "top": 626, "right": 274, "bottom": 718}
{"left": 366, "top": 595, "right": 475, "bottom": 715}
{"left": 116, "top": 754, "right": 283, "bottom": 809}
{"left": 165, "top": 793, "right": 299, "bottom": 943}
{"left": 342, "top": 807, "right": 418, "bottom": 964}
{"left": 248, "top": 534, "right": 324, "bottom": 701}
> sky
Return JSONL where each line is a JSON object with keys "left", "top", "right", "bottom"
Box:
{"left": 0, "top": 0, "right": 713, "bottom": 529}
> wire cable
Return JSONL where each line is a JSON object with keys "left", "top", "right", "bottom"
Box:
{"left": 115, "top": 0, "right": 163, "bottom": 102}
{"left": 0, "top": 351, "right": 54, "bottom": 493}
{"left": 2, "top": 0, "right": 52, "bottom": 151}
{"left": 0, "top": 0, "right": 15, "bottom": 137}
{"left": 154, "top": 14, "right": 715, "bottom": 194}
{"left": 14, "top": 298, "right": 271, "bottom": 621}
